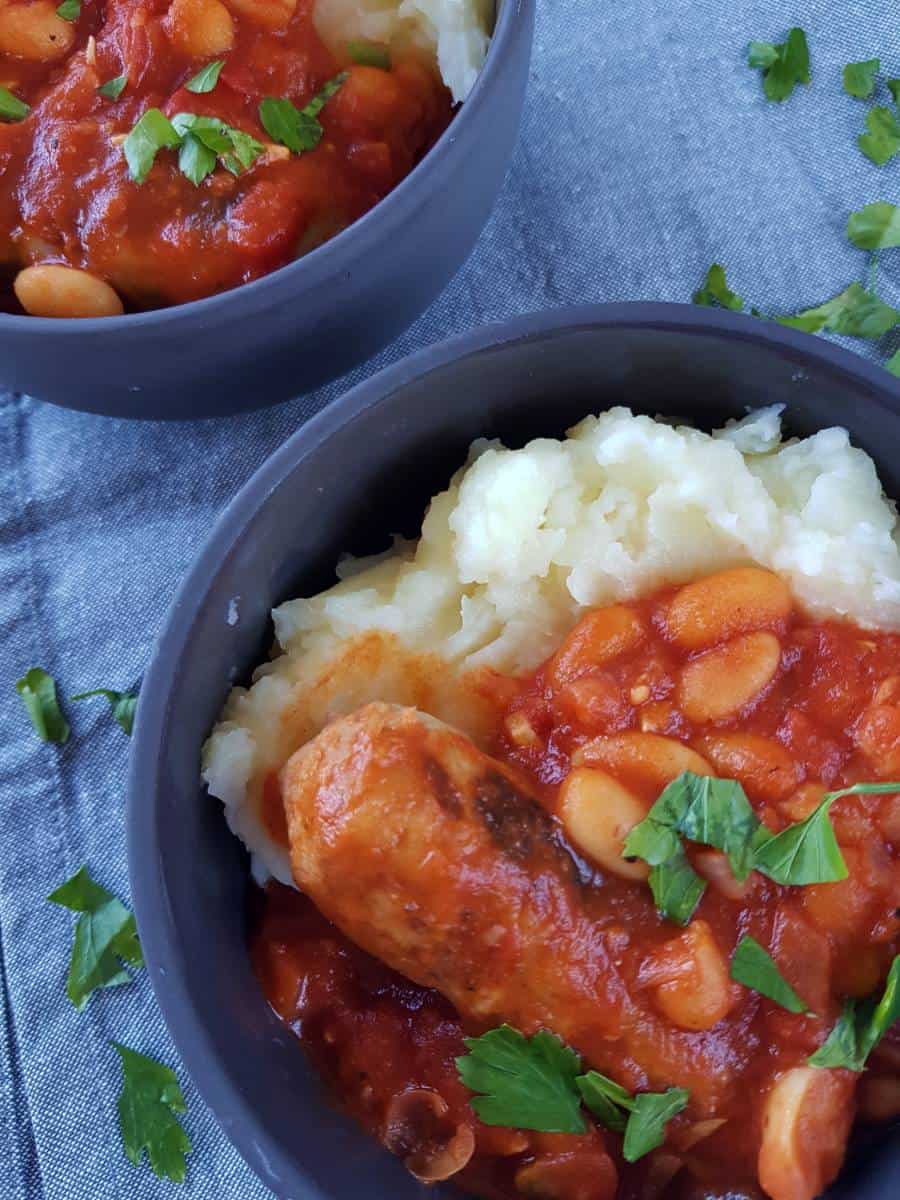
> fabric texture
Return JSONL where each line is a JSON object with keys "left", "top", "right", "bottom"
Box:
{"left": 0, "top": 2, "right": 898, "bottom": 1197}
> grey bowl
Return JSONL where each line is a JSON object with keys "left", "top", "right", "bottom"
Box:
{"left": 129, "top": 303, "right": 900, "bottom": 1199}
{"left": 0, "top": 0, "right": 533, "bottom": 419}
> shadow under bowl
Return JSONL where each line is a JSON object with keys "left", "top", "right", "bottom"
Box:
{"left": 0, "top": 0, "right": 533, "bottom": 419}
{"left": 129, "top": 302, "right": 900, "bottom": 1198}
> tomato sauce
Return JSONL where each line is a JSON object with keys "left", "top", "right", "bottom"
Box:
{"left": 0, "top": 0, "right": 452, "bottom": 311}
{"left": 251, "top": 572, "right": 900, "bottom": 1200}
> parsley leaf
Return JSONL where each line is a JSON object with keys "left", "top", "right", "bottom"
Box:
{"left": 456, "top": 1025, "right": 586, "bottom": 1133}
{"left": 56, "top": 0, "right": 80, "bottom": 19}
{"left": 16, "top": 667, "right": 69, "bottom": 743}
{"left": 692, "top": 263, "right": 744, "bottom": 311}
{"left": 185, "top": 59, "right": 225, "bottom": 94}
{"left": 889, "top": 79, "right": 900, "bottom": 106}
{"left": 809, "top": 955, "right": 899, "bottom": 1070}
{"left": 887, "top": 347, "right": 900, "bottom": 376}
{"left": 113, "top": 1044, "right": 192, "bottom": 1182}
{"left": 346, "top": 40, "right": 390, "bottom": 69}
{"left": 859, "top": 106, "right": 900, "bottom": 166}
{"left": 575, "top": 1071, "right": 632, "bottom": 1132}
{"left": 98, "top": 74, "right": 128, "bottom": 100}
{"left": 71, "top": 688, "right": 138, "bottom": 735}
{"left": 843, "top": 58, "right": 880, "bottom": 99}
{"left": 259, "top": 72, "right": 347, "bottom": 155}
{"left": 48, "top": 866, "right": 143, "bottom": 1010}
{"left": 778, "top": 282, "right": 900, "bottom": 338}
{"left": 752, "top": 793, "right": 847, "bottom": 885}
{"left": 0, "top": 86, "right": 29, "bottom": 122}
{"left": 730, "top": 934, "right": 809, "bottom": 1013}
{"left": 624, "top": 1090, "right": 690, "bottom": 1162}
{"left": 577, "top": 1071, "right": 689, "bottom": 1160}
{"left": 124, "top": 108, "right": 181, "bottom": 184}
{"left": 847, "top": 201, "right": 900, "bottom": 250}
{"left": 748, "top": 27, "right": 810, "bottom": 102}
{"left": 647, "top": 848, "right": 708, "bottom": 927}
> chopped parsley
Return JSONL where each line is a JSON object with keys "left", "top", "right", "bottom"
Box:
{"left": 809, "top": 955, "right": 900, "bottom": 1070}
{"left": 887, "top": 348, "right": 900, "bottom": 376}
{"left": 847, "top": 201, "right": 900, "bottom": 250}
{"left": 48, "top": 866, "right": 143, "bottom": 1010}
{"left": 16, "top": 666, "right": 69, "bottom": 743}
{"left": 113, "top": 1044, "right": 192, "bottom": 1182}
{"left": 71, "top": 688, "right": 138, "bottom": 735}
{"left": 346, "top": 39, "right": 391, "bottom": 69}
{"left": 578, "top": 1073, "right": 689, "bottom": 1162}
{"left": 456, "top": 1026, "right": 586, "bottom": 1133}
{"left": 730, "top": 934, "right": 809, "bottom": 1013}
{"left": 858, "top": 105, "right": 900, "bottom": 165}
{"left": 456, "top": 1026, "right": 690, "bottom": 1161}
{"left": 777, "top": 282, "right": 900, "bottom": 338}
{"left": 692, "top": 263, "right": 744, "bottom": 311}
{"left": 0, "top": 86, "right": 29, "bottom": 122}
{"left": 748, "top": 27, "right": 810, "bottom": 102}
{"left": 97, "top": 74, "right": 128, "bottom": 100}
{"left": 259, "top": 72, "right": 347, "bottom": 155}
{"left": 624, "top": 773, "right": 900, "bottom": 924}
{"left": 123, "top": 108, "right": 263, "bottom": 186}
{"left": 843, "top": 58, "right": 880, "bottom": 99}
{"left": 185, "top": 59, "right": 225, "bottom": 94}
{"left": 56, "top": 0, "right": 80, "bottom": 19}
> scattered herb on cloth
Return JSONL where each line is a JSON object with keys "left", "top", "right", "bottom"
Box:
{"left": 748, "top": 27, "right": 810, "bottom": 102}
{"left": 71, "top": 687, "right": 138, "bottom": 735}
{"left": 843, "top": 58, "right": 880, "bottom": 99}
{"left": 16, "top": 666, "right": 70, "bottom": 743}
{"left": 114, "top": 1044, "right": 192, "bottom": 1182}
{"left": 48, "top": 866, "right": 144, "bottom": 1010}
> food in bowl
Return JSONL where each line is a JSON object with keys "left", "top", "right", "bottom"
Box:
{"left": 204, "top": 405, "right": 900, "bottom": 1200}
{"left": 0, "top": 0, "right": 490, "bottom": 318}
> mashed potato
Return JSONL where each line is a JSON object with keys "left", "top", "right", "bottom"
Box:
{"left": 314, "top": 0, "right": 493, "bottom": 103}
{"left": 203, "top": 405, "right": 900, "bottom": 884}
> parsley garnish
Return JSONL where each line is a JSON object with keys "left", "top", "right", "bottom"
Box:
{"left": 692, "top": 263, "right": 744, "bottom": 311}
{"left": 809, "top": 955, "right": 899, "bottom": 1070}
{"left": 16, "top": 666, "right": 69, "bottom": 743}
{"left": 56, "top": 0, "right": 80, "bottom": 19}
{"left": 748, "top": 27, "right": 810, "bottom": 102}
{"left": 456, "top": 1026, "right": 690, "bottom": 1160}
{"left": 730, "top": 934, "right": 809, "bottom": 1013}
{"left": 624, "top": 773, "right": 900, "bottom": 923}
{"left": 847, "top": 201, "right": 900, "bottom": 250}
{"left": 71, "top": 688, "right": 138, "bottom": 735}
{"left": 777, "top": 282, "right": 900, "bottom": 338}
{"left": 0, "top": 86, "right": 29, "bottom": 122}
{"left": 124, "top": 108, "right": 181, "bottom": 184}
{"left": 346, "top": 40, "right": 390, "bottom": 69}
{"left": 843, "top": 58, "right": 880, "bottom": 99}
{"left": 185, "top": 59, "right": 225, "bottom": 94}
{"left": 456, "top": 1026, "right": 586, "bottom": 1133}
{"left": 859, "top": 105, "right": 900, "bottom": 165}
{"left": 98, "top": 74, "right": 128, "bottom": 100}
{"left": 259, "top": 72, "right": 347, "bottom": 155}
{"left": 123, "top": 109, "right": 263, "bottom": 185}
{"left": 577, "top": 1073, "right": 689, "bottom": 1162}
{"left": 887, "top": 348, "right": 900, "bottom": 376}
{"left": 889, "top": 79, "right": 900, "bottom": 106}
{"left": 113, "top": 1044, "right": 192, "bottom": 1182}
{"left": 48, "top": 866, "right": 143, "bottom": 1010}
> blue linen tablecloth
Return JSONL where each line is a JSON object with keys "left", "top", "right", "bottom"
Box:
{"left": 1, "top": 2, "right": 898, "bottom": 1197}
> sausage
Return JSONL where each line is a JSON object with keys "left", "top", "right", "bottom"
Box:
{"left": 281, "top": 703, "right": 745, "bottom": 1108}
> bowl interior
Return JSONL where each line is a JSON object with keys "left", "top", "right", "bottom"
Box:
{"left": 132, "top": 309, "right": 900, "bottom": 1200}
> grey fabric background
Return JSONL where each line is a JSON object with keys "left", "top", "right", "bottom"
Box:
{"left": 1, "top": 1, "right": 898, "bottom": 1196}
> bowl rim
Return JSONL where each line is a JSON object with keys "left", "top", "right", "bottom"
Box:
{"left": 128, "top": 301, "right": 900, "bottom": 1195}
{"left": 0, "top": 0, "right": 526, "bottom": 336}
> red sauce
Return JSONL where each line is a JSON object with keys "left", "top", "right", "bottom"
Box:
{"left": 251, "top": 572, "right": 900, "bottom": 1200}
{"left": 0, "top": 0, "right": 451, "bottom": 310}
